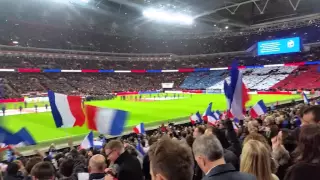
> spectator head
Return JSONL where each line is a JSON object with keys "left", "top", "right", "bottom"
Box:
{"left": 26, "top": 157, "right": 42, "bottom": 175}
{"left": 31, "top": 162, "right": 55, "bottom": 180}
{"left": 185, "top": 135, "right": 194, "bottom": 148}
{"left": 148, "top": 137, "right": 194, "bottom": 180}
{"left": 6, "top": 162, "right": 19, "bottom": 176}
{"left": 296, "top": 124, "right": 320, "bottom": 163}
{"left": 192, "top": 134, "right": 224, "bottom": 174}
{"left": 88, "top": 154, "right": 106, "bottom": 174}
{"left": 148, "top": 136, "right": 158, "bottom": 146}
{"left": 125, "top": 144, "right": 138, "bottom": 157}
{"left": 79, "top": 149, "right": 87, "bottom": 157}
{"left": 181, "top": 131, "right": 187, "bottom": 138}
{"left": 240, "top": 140, "right": 273, "bottom": 180}
{"left": 264, "top": 116, "right": 275, "bottom": 126}
{"left": 243, "top": 132, "right": 270, "bottom": 149}
{"left": 59, "top": 159, "right": 74, "bottom": 177}
{"left": 104, "top": 140, "right": 124, "bottom": 163}
{"left": 248, "top": 120, "right": 259, "bottom": 134}
{"left": 205, "top": 126, "right": 230, "bottom": 149}
{"left": 302, "top": 105, "right": 320, "bottom": 125}
{"left": 193, "top": 126, "right": 205, "bottom": 138}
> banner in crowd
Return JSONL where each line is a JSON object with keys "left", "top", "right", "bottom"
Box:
{"left": 161, "top": 83, "right": 174, "bottom": 89}
{"left": 206, "top": 89, "right": 222, "bottom": 94}
{"left": 24, "top": 97, "right": 49, "bottom": 103}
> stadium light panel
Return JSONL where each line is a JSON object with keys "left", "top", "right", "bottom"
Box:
{"left": 143, "top": 8, "right": 194, "bottom": 25}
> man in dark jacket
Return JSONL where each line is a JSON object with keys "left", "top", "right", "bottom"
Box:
{"left": 192, "top": 134, "right": 256, "bottom": 180}
{"left": 104, "top": 140, "right": 143, "bottom": 180}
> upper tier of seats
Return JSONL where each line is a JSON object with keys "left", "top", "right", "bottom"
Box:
{"left": 271, "top": 65, "right": 320, "bottom": 90}
{"left": 182, "top": 66, "right": 297, "bottom": 90}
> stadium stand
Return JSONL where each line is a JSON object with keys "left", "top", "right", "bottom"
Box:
{"left": 271, "top": 65, "right": 320, "bottom": 90}
{"left": 2, "top": 1, "right": 320, "bottom": 180}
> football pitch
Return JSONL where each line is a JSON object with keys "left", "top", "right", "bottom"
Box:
{"left": 1, "top": 94, "right": 301, "bottom": 149}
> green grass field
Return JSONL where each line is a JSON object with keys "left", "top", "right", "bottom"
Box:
{"left": 1, "top": 94, "right": 301, "bottom": 148}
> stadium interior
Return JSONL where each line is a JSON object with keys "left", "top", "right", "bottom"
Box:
{"left": 0, "top": 0, "right": 320, "bottom": 180}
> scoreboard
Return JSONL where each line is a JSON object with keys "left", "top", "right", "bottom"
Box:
{"left": 257, "top": 37, "right": 301, "bottom": 56}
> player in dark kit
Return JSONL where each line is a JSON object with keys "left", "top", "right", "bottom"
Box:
{"left": 45, "top": 104, "right": 48, "bottom": 111}
{"left": 19, "top": 105, "right": 23, "bottom": 114}
{"left": 34, "top": 104, "right": 38, "bottom": 113}
{"left": 2, "top": 106, "right": 6, "bottom": 116}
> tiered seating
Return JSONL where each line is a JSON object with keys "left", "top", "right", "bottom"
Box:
{"left": 180, "top": 71, "right": 227, "bottom": 89}
{"left": 188, "top": 66, "right": 297, "bottom": 90}
{"left": 271, "top": 65, "right": 320, "bottom": 90}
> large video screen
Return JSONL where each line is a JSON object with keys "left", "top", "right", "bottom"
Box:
{"left": 257, "top": 37, "right": 301, "bottom": 56}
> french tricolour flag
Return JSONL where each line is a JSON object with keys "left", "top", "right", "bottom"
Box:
{"left": 190, "top": 112, "right": 202, "bottom": 125}
{"left": 302, "top": 92, "right": 309, "bottom": 104}
{"left": 203, "top": 102, "right": 213, "bottom": 122}
{"left": 79, "top": 131, "right": 94, "bottom": 149}
{"left": 86, "top": 105, "right": 128, "bottom": 136}
{"left": 213, "top": 110, "right": 221, "bottom": 120}
{"left": 224, "top": 63, "right": 250, "bottom": 119}
{"left": 133, "top": 123, "right": 145, "bottom": 134}
{"left": 48, "top": 91, "right": 85, "bottom": 128}
{"left": 207, "top": 112, "right": 219, "bottom": 126}
{"left": 250, "top": 100, "right": 268, "bottom": 118}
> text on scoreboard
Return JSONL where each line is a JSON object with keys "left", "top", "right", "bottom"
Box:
{"left": 257, "top": 37, "right": 301, "bottom": 56}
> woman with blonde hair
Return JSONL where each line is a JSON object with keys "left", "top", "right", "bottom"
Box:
{"left": 240, "top": 140, "right": 279, "bottom": 180}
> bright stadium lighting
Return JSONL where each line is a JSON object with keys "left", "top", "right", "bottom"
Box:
{"left": 225, "top": 26, "right": 229, "bottom": 29}
{"left": 143, "top": 8, "right": 194, "bottom": 25}
{"left": 12, "top": 41, "right": 19, "bottom": 44}
{"left": 80, "top": 0, "right": 89, "bottom": 3}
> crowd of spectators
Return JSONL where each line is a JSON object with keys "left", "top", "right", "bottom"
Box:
{"left": 1, "top": 101, "right": 320, "bottom": 180}
{"left": 0, "top": 45, "right": 320, "bottom": 97}
{"left": 0, "top": 73, "right": 187, "bottom": 98}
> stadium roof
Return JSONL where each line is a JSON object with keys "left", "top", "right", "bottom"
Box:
{"left": 1, "top": 0, "right": 320, "bottom": 38}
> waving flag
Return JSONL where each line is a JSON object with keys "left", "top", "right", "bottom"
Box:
{"left": 133, "top": 123, "right": 145, "bottom": 134}
{"left": 202, "top": 102, "right": 213, "bottom": 122}
{"left": 207, "top": 112, "right": 218, "bottom": 126}
{"left": 233, "top": 118, "right": 240, "bottom": 124}
{"left": 250, "top": 100, "right": 268, "bottom": 118}
{"left": 190, "top": 112, "right": 202, "bottom": 125}
{"left": 0, "top": 127, "right": 22, "bottom": 146}
{"left": 302, "top": 92, "right": 309, "bottom": 104}
{"left": 224, "top": 62, "right": 250, "bottom": 119}
{"left": 79, "top": 131, "right": 94, "bottom": 149}
{"left": 0, "top": 127, "right": 36, "bottom": 148}
{"left": 93, "top": 140, "right": 103, "bottom": 149}
{"left": 213, "top": 110, "right": 221, "bottom": 120}
{"left": 86, "top": 105, "right": 128, "bottom": 136}
{"left": 15, "top": 128, "right": 36, "bottom": 145}
{"left": 48, "top": 90, "right": 85, "bottom": 128}
{"left": 136, "top": 139, "right": 145, "bottom": 156}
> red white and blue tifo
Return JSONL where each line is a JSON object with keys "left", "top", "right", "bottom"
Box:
{"left": 0, "top": 61, "right": 319, "bottom": 73}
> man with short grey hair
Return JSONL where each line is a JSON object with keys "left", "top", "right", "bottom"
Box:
{"left": 192, "top": 134, "right": 256, "bottom": 180}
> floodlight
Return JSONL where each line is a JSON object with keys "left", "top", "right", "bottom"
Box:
{"left": 143, "top": 8, "right": 193, "bottom": 25}
{"left": 225, "top": 26, "right": 229, "bottom": 29}
{"left": 12, "top": 41, "right": 19, "bottom": 44}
